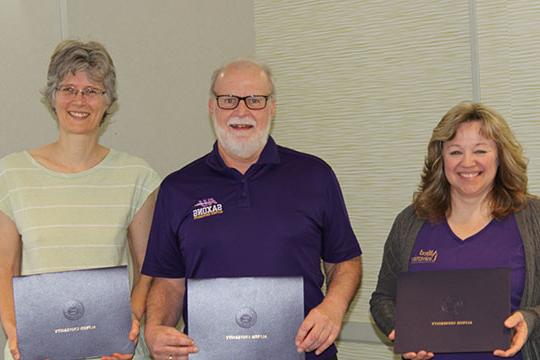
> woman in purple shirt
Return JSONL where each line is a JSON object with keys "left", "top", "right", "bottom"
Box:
{"left": 370, "top": 102, "right": 540, "bottom": 360}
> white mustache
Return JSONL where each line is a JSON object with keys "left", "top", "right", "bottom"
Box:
{"left": 227, "top": 117, "right": 256, "bottom": 127}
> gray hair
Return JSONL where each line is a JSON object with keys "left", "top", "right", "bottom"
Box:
{"left": 43, "top": 40, "right": 117, "bottom": 123}
{"left": 209, "top": 58, "right": 275, "bottom": 96}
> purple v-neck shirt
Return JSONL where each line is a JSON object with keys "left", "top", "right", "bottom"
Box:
{"left": 408, "top": 214, "right": 525, "bottom": 360}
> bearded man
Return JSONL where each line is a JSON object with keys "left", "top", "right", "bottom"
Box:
{"left": 142, "top": 59, "right": 362, "bottom": 360}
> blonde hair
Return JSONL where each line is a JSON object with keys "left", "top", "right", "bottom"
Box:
{"left": 413, "top": 102, "right": 529, "bottom": 221}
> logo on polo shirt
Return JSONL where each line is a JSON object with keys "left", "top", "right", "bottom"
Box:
{"left": 192, "top": 197, "right": 223, "bottom": 220}
{"left": 410, "top": 249, "right": 438, "bottom": 264}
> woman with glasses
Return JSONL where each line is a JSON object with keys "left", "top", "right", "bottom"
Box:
{"left": 0, "top": 40, "right": 160, "bottom": 359}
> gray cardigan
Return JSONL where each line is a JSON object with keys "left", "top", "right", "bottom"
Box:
{"left": 370, "top": 198, "right": 540, "bottom": 359}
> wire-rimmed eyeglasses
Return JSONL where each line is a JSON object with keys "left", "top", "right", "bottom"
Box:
{"left": 56, "top": 85, "right": 107, "bottom": 99}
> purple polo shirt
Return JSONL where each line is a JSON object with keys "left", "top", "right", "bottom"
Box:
{"left": 408, "top": 214, "right": 525, "bottom": 360}
{"left": 142, "top": 137, "right": 361, "bottom": 360}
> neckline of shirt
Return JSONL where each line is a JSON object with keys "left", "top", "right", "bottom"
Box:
{"left": 444, "top": 216, "right": 498, "bottom": 243}
{"left": 23, "top": 148, "right": 115, "bottom": 178}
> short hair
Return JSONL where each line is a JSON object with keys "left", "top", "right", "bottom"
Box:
{"left": 209, "top": 58, "right": 275, "bottom": 96}
{"left": 43, "top": 40, "right": 117, "bottom": 123}
{"left": 413, "top": 101, "right": 530, "bottom": 221}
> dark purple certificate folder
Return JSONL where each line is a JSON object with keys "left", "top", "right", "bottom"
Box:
{"left": 187, "top": 277, "right": 305, "bottom": 360}
{"left": 13, "top": 266, "right": 134, "bottom": 360}
{"left": 394, "top": 268, "right": 511, "bottom": 354}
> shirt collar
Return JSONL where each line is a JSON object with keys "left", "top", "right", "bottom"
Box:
{"left": 206, "top": 136, "right": 280, "bottom": 172}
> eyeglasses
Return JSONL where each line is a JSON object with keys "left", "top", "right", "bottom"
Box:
{"left": 215, "top": 94, "right": 271, "bottom": 110}
{"left": 56, "top": 85, "right": 107, "bottom": 99}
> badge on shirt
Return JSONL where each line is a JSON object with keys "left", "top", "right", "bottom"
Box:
{"left": 192, "top": 198, "right": 224, "bottom": 220}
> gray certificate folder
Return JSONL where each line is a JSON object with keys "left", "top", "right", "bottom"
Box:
{"left": 394, "top": 268, "right": 511, "bottom": 354}
{"left": 187, "top": 276, "right": 305, "bottom": 360}
{"left": 13, "top": 266, "right": 135, "bottom": 360}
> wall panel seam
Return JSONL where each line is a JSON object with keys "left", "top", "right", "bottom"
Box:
{"left": 58, "top": 0, "right": 69, "bottom": 40}
{"left": 469, "top": 0, "right": 481, "bottom": 101}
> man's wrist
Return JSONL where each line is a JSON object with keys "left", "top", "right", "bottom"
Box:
{"left": 320, "top": 296, "right": 348, "bottom": 320}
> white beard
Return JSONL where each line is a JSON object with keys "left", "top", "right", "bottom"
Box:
{"left": 212, "top": 115, "right": 271, "bottom": 159}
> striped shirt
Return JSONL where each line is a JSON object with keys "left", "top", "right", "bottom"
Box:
{"left": 0, "top": 149, "right": 160, "bottom": 359}
{"left": 0, "top": 149, "right": 161, "bottom": 275}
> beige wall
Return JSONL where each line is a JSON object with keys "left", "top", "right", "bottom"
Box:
{"left": 0, "top": 0, "right": 255, "bottom": 176}
{"left": 0, "top": 0, "right": 254, "bottom": 357}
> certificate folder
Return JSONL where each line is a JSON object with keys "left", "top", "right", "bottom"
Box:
{"left": 13, "top": 266, "right": 134, "bottom": 360}
{"left": 394, "top": 268, "right": 511, "bottom": 354}
{"left": 187, "top": 276, "right": 305, "bottom": 360}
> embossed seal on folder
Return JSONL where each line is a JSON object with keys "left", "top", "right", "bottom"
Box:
{"left": 63, "top": 299, "right": 85, "bottom": 321}
{"left": 236, "top": 307, "right": 257, "bottom": 328}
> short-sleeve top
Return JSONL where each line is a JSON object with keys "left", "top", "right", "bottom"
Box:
{"left": 142, "top": 137, "right": 361, "bottom": 360}
{"left": 0, "top": 149, "right": 161, "bottom": 275}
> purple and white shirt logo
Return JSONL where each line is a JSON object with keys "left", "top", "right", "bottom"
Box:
{"left": 194, "top": 198, "right": 218, "bottom": 207}
{"left": 192, "top": 198, "right": 223, "bottom": 220}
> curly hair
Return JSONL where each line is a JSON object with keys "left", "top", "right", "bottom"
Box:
{"left": 413, "top": 102, "right": 530, "bottom": 221}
